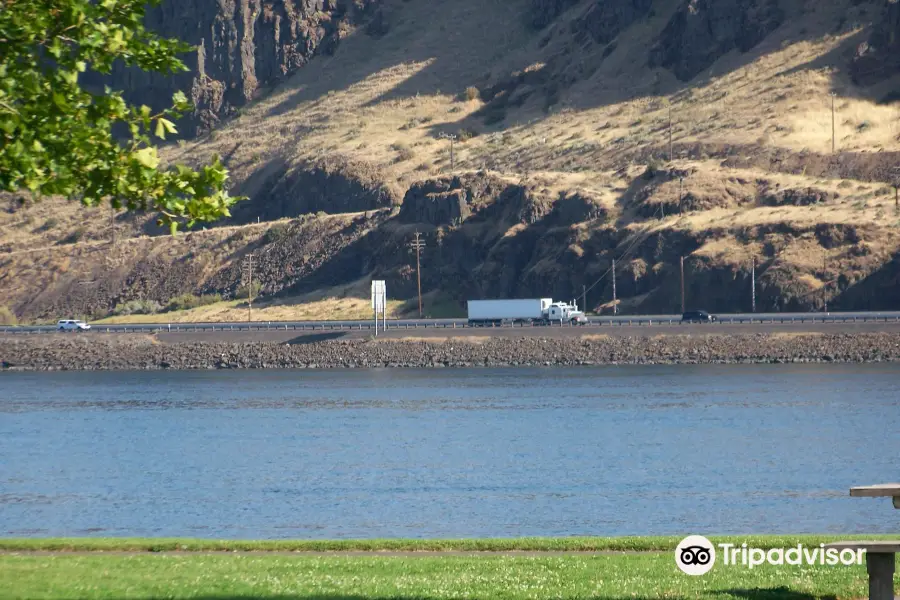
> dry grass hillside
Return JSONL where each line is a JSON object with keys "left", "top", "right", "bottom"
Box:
{"left": 3, "top": 0, "right": 900, "bottom": 322}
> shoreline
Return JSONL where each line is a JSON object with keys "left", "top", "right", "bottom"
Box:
{"left": 0, "top": 535, "right": 892, "bottom": 553}
{"left": 3, "top": 331, "right": 900, "bottom": 371}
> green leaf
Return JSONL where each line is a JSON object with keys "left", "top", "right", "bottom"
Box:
{"left": 133, "top": 147, "right": 159, "bottom": 169}
{"left": 169, "top": 221, "right": 178, "bottom": 236}
{"left": 0, "top": 0, "right": 241, "bottom": 223}
{"left": 158, "top": 117, "right": 177, "bottom": 134}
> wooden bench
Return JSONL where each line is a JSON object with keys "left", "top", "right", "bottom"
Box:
{"left": 824, "top": 541, "right": 898, "bottom": 600}
{"left": 850, "top": 483, "right": 900, "bottom": 510}
{"left": 829, "top": 484, "right": 900, "bottom": 600}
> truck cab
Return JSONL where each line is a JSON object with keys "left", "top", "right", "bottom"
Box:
{"left": 545, "top": 302, "right": 587, "bottom": 324}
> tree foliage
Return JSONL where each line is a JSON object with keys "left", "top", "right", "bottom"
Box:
{"left": 0, "top": 0, "right": 241, "bottom": 231}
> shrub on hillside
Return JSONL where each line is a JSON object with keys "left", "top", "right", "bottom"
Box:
{"left": 0, "top": 305, "right": 17, "bottom": 325}
{"left": 457, "top": 128, "right": 478, "bottom": 142}
{"left": 112, "top": 299, "right": 162, "bottom": 316}
{"left": 264, "top": 223, "right": 291, "bottom": 244}
{"left": 465, "top": 86, "right": 479, "bottom": 101}
{"left": 235, "top": 281, "right": 262, "bottom": 300}
{"left": 59, "top": 228, "right": 85, "bottom": 244}
{"left": 391, "top": 142, "right": 416, "bottom": 162}
{"left": 166, "top": 293, "right": 222, "bottom": 312}
{"left": 38, "top": 217, "right": 58, "bottom": 232}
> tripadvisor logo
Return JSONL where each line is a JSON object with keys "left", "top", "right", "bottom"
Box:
{"left": 675, "top": 535, "right": 866, "bottom": 575}
{"left": 675, "top": 535, "right": 716, "bottom": 575}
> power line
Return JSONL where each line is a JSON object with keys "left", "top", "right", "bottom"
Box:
{"left": 582, "top": 226, "right": 648, "bottom": 298}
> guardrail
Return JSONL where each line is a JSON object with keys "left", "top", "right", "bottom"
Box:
{"left": 3, "top": 314, "right": 900, "bottom": 334}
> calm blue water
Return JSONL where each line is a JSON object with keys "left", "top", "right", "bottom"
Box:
{"left": 0, "top": 365, "right": 898, "bottom": 539}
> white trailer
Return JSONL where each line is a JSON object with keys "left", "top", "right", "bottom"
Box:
{"left": 467, "top": 298, "right": 552, "bottom": 324}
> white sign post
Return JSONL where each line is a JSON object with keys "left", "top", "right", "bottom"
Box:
{"left": 371, "top": 280, "right": 387, "bottom": 336}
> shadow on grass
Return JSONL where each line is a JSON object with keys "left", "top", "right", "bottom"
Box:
{"left": 712, "top": 587, "right": 837, "bottom": 600}
{"left": 117, "top": 591, "right": 841, "bottom": 600}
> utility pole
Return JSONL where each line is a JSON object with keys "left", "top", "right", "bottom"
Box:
{"left": 582, "top": 284, "right": 587, "bottom": 314}
{"left": 439, "top": 133, "right": 458, "bottom": 171}
{"left": 831, "top": 92, "right": 836, "bottom": 155}
{"left": 680, "top": 255, "right": 686, "bottom": 314}
{"left": 409, "top": 231, "right": 425, "bottom": 317}
{"left": 246, "top": 253, "right": 253, "bottom": 322}
{"left": 668, "top": 101, "right": 673, "bottom": 162}
{"left": 892, "top": 168, "right": 900, "bottom": 210}
{"left": 751, "top": 256, "right": 756, "bottom": 313}
{"left": 612, "top": 259, "right": 618, "bottom": 315}
{"left": 823, "top": 250, "right": 828, "bottom": 313}
{"left": 678, "top": 176, "right": 684, "bottom": 213}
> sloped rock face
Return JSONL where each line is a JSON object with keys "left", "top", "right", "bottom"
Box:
{"left": 574, "top": 0, "right": 653, "bottom": 45}
{"left": 230, "top": 157, "right": 399, "bottom": 224}
{"left": 397, "top": 173, "right": 508, "bottom": 226}
{"left": 531, "top": 0, "right": 653, "bottom": 45}
{"left": 650, "top": 0, "right": 784, "bottom": 81}
{"left": 852, "top": 0, "right": 900, "bottom": 86}
{"left": 530, "top": 0, "right": 581, "bottom": 28}
{"left": 95, "top": 0, "right": 379, "bottom": 136}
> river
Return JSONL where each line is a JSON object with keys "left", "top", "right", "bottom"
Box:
{"left": 1, "top": 364, "right": 898, "bottom": 538}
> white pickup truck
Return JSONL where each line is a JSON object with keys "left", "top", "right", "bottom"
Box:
{"left": 57, "top": 319, "right": 91, "bottom": 331}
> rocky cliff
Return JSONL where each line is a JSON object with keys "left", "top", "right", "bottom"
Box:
{"left": 650, "top": 0, "right": 784, "bottom": 81}
{"left": 853, "top": 0, "right": 900, "bottom": 86}
{"left": 96, "top": 0, "right": 380, "bottom": 135}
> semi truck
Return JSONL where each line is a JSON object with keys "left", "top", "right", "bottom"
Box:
{"left": 467, "top": 298, "right": 588, "bottom": 325}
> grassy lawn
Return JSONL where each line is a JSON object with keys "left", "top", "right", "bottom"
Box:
{"left": 0, "top": 537, "right": 897, "bottom": 599}
{"left": 0, "top": 551, "right": 884, "bottom": 599}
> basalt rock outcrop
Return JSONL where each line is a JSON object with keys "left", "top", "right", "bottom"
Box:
{"left": 852, "top": 0, "right": 900, "bottom": 86}
{"left": 397, "top": 173, "right": 509, "bottom": 226}
{"left": 649, "top": 0, "right": 785, "bottom": 81}
{"left": 230, "top": 157, "right": 399, "bottom": 224}
{"left": 91, "top": 0, "right": 380, "bottom": 136}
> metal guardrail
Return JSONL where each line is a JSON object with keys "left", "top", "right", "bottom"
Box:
{"left": 3, "top": 314, "right": 900, "bottom": 334}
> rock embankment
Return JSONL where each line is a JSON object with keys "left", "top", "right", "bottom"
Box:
{"left": 3, "top": 333, "right": 900, "bottom": 371}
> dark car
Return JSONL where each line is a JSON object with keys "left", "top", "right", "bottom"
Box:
{"left": 681, "top": 310, "right": 716, "bottom": 323}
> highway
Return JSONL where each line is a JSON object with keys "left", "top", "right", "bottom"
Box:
{"left": 4, "top": 311, "right": 900, "bottom": 334}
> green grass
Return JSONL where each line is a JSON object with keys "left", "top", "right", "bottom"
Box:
{"left": 0, "top": 551, "right": 890, "bottom": 599}
{"left": 1, "top": 535, "right": 897, "bottom": 553}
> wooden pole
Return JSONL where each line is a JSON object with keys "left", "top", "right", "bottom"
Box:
{"left": 668, "top": 102, "right": 673, "bottom": 162}
{"left": 612, "top": 258, "right": 617, "bottom": 315}
{"left": 247, "top": 253, "right": 252, "bottom": 323}
{"left": 680, "top": 256, "right": 685, "bottom": 314}
{"left": 831, "top": 93, "right": 836, "bottom": 155}
{"left": 410, "top": 232, "right": 425, "bottom": 317}
{"left": 582, "top": 284, "right": 586, "bottom": 314}
{"left": 751, "top": 256, "right": 756, "bottom": 313}
{"left": 416, "top": 241, "right": 422, "bottom": 317}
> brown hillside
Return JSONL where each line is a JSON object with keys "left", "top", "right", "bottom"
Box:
{"left": 3, "top": 0, "right": 900, "bottom": 322}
